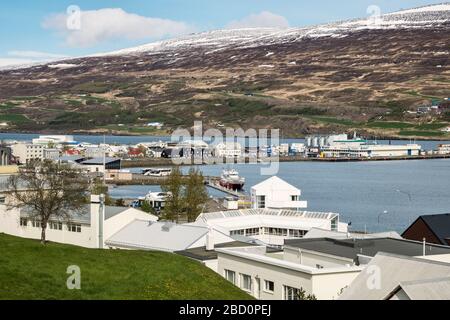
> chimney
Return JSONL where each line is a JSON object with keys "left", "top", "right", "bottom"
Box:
{"left": 206, "top": 228, "right": 215, "bottom": 251}
{"left": 90, "top": 194, "right": 105, "bottom": 249}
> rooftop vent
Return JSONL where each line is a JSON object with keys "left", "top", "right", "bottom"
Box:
{"left": 161, "top": 222, "right": 175, "bottom": 232}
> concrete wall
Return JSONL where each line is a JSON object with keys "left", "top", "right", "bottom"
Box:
{"left": 283, "top": 246, "right": 354, "bottom": 268}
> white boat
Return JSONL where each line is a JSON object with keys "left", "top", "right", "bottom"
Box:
{"left": 219, "top": 169, "right": 245, "bottom": 191}
{"left": 141, "top": 168, "right": 172, "bottom": 177}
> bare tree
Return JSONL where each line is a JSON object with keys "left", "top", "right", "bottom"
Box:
{"left": 7, "top": 160, "right": 89, "bottom": 244}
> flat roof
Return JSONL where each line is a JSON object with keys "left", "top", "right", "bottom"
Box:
{"left": 81, "top": 157, "right": 121, "bottom": 165}
{"left": 176, "top": 241, "right": 260, "bottom": 261}
{"left": 285, "top": 237, "right": 450, "bottom": 264}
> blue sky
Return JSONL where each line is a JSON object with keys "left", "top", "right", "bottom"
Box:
{"left": 0, "top": 0, "right": 442, "bottom": 66}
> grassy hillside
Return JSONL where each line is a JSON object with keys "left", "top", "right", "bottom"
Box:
{"left": 0, "top": 234, "right": 251, "bottom": 300}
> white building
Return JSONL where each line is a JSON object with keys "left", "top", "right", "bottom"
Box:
{"left": 11, "top": 143, "right": 45, "bottom": 164}
{"left": 217, "top": 237, "right": 450, "bottom": 300}
{"left": 217, "top": 246, "right": 363, "bottom": 300}
{"left": 214, "top": 142, "right": 243, "bottom": 158}
{"left": 194, "top": 209, "right": 346, "bottom": 247}
{"left": 0, "top": 194, "right": 157, "bottom": 249}
{"left": 339, "top": 252, "right": 450, "bottom": 300}
{"left": 251, "top": 176, "right": 307, "bottom": 210}
{"left": 43, "top": 148, "right": 60, "bottom": 161}
{"left": 437, "top": 144, "right": 450, "bottom": 155}
{"left": 321, "top": 143, "right": 422, "bottom": 158}
{"left": 32, "top": 135, "right": 76, "bottom": 145}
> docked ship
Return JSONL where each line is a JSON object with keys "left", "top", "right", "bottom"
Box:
{"left": 219, "top": 169, "right": 245, "bottom": 191}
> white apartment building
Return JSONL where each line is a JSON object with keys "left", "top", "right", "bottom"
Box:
{"left": 251, "top": 176, "right": 307, "bottom": 210}
{"left": 43, "top": 148, "right": 60, "bottom": 160}
{"left": 0, "top": 194, "right": 157, "bottom": 248}
{"left": 216, "top": 246, "right": 363, "bottom": 300}
{"left": 11, "top": 143, "right": 45, "bottom": 164}
{"left": 217, "top": 237, "right": 450, "bottom": 300}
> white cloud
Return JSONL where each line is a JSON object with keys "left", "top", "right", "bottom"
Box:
{"left": 7, "top": 51, "right": 68, "bottom": 59}
{"left": 0, "top": 58, "right": 34, "bottom": 67}
{"left": 226, "top": 11, "right": 289, "bottom": 29}
{"left": 0, "top": 51, "right": 70, "bottom": 68}
{"left": 42, "top": 8, "right": 195, "bottom": 47}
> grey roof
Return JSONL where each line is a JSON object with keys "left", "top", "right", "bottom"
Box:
{"left": 176, "top": 241, "right": 260, "bottom": 261}
{"left": 20, "top": 205, "right": 130, "bottom": 224}
{"left": 58, "top": 155, "right": 85, "bottom": 162}
{"left": 395, "top": 277, "right": 450, "bottom": 300}
{"left": 81, "top": 157, "right": 121, "bottom": 165}
{"left": 284, "top": 237, "right": 450, "bottom": 264}
{"left": 304, "top": 228, "right": 402, "bottom": 240}
{"left": 408, "top": 213, "right": 450, "bottom": 245}
{"left": 105, "top": 220, "right": 210, "bottom": 252}
{"left": 339, "top": 253, "right": 450, "bottom": 300}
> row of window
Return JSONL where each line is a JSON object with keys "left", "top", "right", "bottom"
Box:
{"left": 230, "top": 227, "right": 307, "bottom": 238}
{"left": 224, "top": 270, "right": 300, "bottom": 300}
{"left": 20, "top": 218, "right": 81, "bottom": 233}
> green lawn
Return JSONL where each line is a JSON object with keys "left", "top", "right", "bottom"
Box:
{"left": 398, "top": 130, "right": 446, "bottom": 137}
{"left": 367, "top": 121, "right": 415, "bottom": 129}
{"left": 305, "top": 116, "right": 358, "bottom": 126}
{"left": 0, "top": 234, "right": 251, "bottom": 300}
{"left": 0, "top": 113, "right": 30, "bottom": 123}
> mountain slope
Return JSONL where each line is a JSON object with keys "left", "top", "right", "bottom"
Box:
{"left": 0, "top": 4, "right": 449, "bottom": 138}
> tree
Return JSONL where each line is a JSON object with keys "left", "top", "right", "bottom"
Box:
{"left": 184, "top": 168, "right": 208, "bottom": 222}
{"left": 295, "top": 288, "right": 317, "bottom": 301}
{"left": 115, "top": 198, "right": 125, "bottom": 207}
{"left": 141, "top": 201, "right": 157, "bottom": 215}
{"left": 7, "top": 160, "right": 89, "bottom": 244}
{"left": 91, "top": 178, "right": 113, "bottom": 205}
{"left": 161, "top": 167, "right": 184, "bottom": 222}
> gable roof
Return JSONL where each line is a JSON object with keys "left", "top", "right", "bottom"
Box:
{"left": 417, "top": 214, "right": 450, "bottom": 245}
{"left": 339, "top": 253, "right": 450, "bottom": 300}
{"left": 251, "top": 176, "right": 299, "bottom": 193}
{"left": 105, "top": 220, "right": 210, "bottom": 252}
{"left": 392, "top": 277, "right": 450, "bottom": 300}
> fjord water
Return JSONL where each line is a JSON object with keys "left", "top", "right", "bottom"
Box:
{"left": 2, "top": 133, "right": 450, "bottom": 233}
{"left": 114, "top": 159, "right": 450, "bottom": 234}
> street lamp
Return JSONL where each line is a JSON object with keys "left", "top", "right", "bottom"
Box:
{"left": 378, "top": 210, "right": 389, "bottom": 224}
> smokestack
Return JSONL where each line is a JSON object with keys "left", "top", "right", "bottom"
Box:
{"left": 423, "top": 238, "right": 426, "bottom": 257}
{"left": 206, "top": 228, "right": 215, "bottom": 251}
{"left": 90, "top": 194, "right": 105, "bottom": 249}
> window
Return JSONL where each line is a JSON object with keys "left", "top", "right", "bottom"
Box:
{"left": 0, "top": 196, "right": 6, "bottom": 204}
{"left": 256, "top": 195, "right": 266, "bottom": 209}
{"left": 291, "top": 195, "right": 299, "bottom": 202}
{"left": 245, "top": 228, "right": 260, "bottom": 236}
{"left": 289, "top": 229, "right": 306, "bottom": 238}
{"left": 264, "top": 280, "right": 274, "bottom": 293}
{"left": 284, "top": 286, "right": 303, "bottom": 301}
{"left": 32, "top": 220, "right": 41, "bottom": 228}
{"left": 316, "top": 264, "right": 324, "bottom": 269}
{"left": 68, "top": 224, "right": 81, "bottom": 233}
{"left": 224, "top": 270, "right": 236, "bottom": 285}
{"left": 49, "top": 222, "right": 63, "bottom": 231}
{"left": 230, "top": 229, "right": 245, "bottom": 236}
{"left": 240, "top": 274, "right": 252, "bottom": 292}
{"left": 20, "top": 218, "right": 28, "bottom": 227}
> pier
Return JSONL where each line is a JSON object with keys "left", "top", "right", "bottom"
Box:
{"left": 204, "top": 177, "right": 247, "bottom": 198}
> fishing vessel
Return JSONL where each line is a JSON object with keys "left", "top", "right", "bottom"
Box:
{"left": 141, "top": 168, "right": 172, "bottom": 177}
{"left": 219, "top": 169, "right": 245, "bottom": 191}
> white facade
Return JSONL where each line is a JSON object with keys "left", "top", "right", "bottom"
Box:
{"left": 217, "top": 246, "right": 362, "bottom": 300}
{"left": 437, "top": 144, "right": 450, "bottom": 155}
{"left": 43, "top": 148, "right": 60, "bottom": 160}
{"left": 11, "top": 143, "right": 44, "bottom": 164}
{"left": 251, "top": 176, "right": 307, "bottom": 210}
{"left": 0, "top": 194, "right": 157, "bottom": 248}
{"left": 321, "top": 143, "right": 422, "bottom": 158}
{"left": 32, "top": 135, "right": 75, "bottom": 145}
{"left": 195, "top": 209, "right": 347, "bottom": 247}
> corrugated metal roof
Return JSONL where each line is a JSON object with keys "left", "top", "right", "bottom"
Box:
{"left": 285, "top": 237, "right": 450, "bottom": 263}
{"left": 339, "top": 253, "right": 450, "bottom": 300}
{"left": 398, "top": 277, "right": 450, "bottom": 300}
{"left": 105, "top": 219, "right": 209, "bottom": 252}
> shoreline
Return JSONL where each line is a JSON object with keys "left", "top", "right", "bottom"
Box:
{"left": 122, "top": 154, "right": 450, "bottom": 168}
{"left": 1, "top": 130, "right": 449, "bottom": 141}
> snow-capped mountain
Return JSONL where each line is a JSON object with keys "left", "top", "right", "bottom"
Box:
{"left": 0, "top": 3, "right": 448, "bottom": 138}
{"left": 103, "top": 3, "right": 450, "bottom": 57}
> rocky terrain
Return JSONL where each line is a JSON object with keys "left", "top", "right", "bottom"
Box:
{"left": 0, "top": 3, "right": 449, "bottom": 138}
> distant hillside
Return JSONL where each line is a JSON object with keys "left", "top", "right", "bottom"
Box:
{"left": 0, "top": 234, "right": 251, "bottom": 300}
{"left": 0, "top": 4, "right": 449, "bottom": 138}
